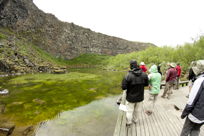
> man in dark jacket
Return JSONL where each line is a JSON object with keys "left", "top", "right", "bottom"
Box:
{"left": 121, "top": 60, "right": 148, "bottom": 126}
{"left": 180, "top": 60, "right": 204, "bottom": 136}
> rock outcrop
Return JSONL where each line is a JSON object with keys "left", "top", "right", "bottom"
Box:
{"left": 0, "top": 0, "right": 154, "bottom": 60}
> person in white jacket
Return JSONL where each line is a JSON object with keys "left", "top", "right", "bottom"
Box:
{"left": 180, "top": 60, "right": 204, "bottom": 136}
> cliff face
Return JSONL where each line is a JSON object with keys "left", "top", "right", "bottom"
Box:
{"left": 0, "top": 0, "right": 154, "bottom": 59}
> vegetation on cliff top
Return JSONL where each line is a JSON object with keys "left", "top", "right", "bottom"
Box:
{"left": 105, "top": 36, "right": 204, "bottom": 73}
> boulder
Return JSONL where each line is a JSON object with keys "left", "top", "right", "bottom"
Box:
{"left": 51, "top": 66, "right": 67, "bottom": 74}
{"left": 32, "top": 99, "right": 45, "bottom": 105}
{"left": 37, "top": 65, "right": 50, "bottom": 72}
{"left": 0, "top": 60, "right": 10, "bottom": 72}
{"left": 52, "top": 69, "right": 66, "bottom": 74}
{"left": 23, "top": 58, "right": 34, "bottom": 67}
{"left": 0, "top": 42, "right": 4, "bottom": 48}
{"left": 23, "top": 126, "right": 34, "bottom": 136}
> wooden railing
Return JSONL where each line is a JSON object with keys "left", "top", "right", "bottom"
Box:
{"left": 160, "top": 80, "right": 189, "bottom": 89}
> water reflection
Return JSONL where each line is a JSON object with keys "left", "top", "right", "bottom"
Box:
{"left": 35, "top": 96, "right": 119, "bottom": 136}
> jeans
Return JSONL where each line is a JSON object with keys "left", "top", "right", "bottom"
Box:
{"left": 180, "top": 117, "right": 203, "bottom": 136}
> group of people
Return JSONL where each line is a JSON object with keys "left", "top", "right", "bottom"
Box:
{"left": 120, "top": 59, "right": 204, "bottom": 136}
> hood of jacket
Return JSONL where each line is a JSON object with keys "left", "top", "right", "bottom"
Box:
{"left": 130, "top": 67, "right": 143, "bottom": 76}
{"left": 149, "top": 65, "right": 158, "bottom": 73}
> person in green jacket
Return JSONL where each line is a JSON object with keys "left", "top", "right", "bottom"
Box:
{"left": 145, "top": 64, "right": 162, "bottom": 115}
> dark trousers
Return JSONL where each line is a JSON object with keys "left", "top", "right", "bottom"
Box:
{"left": 180, "top": 117, "right": 203, "bottom": 136}
{"left": 176, "top": 77, "right": 180, "bottom": 89}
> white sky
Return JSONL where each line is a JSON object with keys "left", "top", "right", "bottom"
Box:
{"left": 33, "top": 0, "right": 204, "bottom": 47}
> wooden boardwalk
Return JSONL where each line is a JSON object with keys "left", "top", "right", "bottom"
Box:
{"left": 113, "top": 86, "right": 204, "bottom": 136}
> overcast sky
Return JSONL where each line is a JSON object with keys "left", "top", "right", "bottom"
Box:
{"left": 33, "top": 0, "right": 204, "bottom": 47}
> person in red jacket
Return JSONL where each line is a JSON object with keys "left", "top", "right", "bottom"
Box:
{"left": 161, "top": 63, "right": 177, "bottom": 99}
{"left": 175, "top": 63, "right": 181, "bottom": 89}
{"left": 140, "top": 62, "right": 147, "bottom": 72}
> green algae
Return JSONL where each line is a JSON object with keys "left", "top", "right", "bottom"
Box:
{"left": 0, "top": 69, "right": 124, "bottom": 125}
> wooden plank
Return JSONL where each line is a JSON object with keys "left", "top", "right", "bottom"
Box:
{"left": 155, "top": 106, "right": 175, "bottom": 136}
{"left": 113, "top": 91, "right": 126, "bottom": 136}
{"left": 135, "top": 110, "right": 142, "bottom": 136}
{"left": 139, "top": 103, "right": 146, "bottom": 136}
{"left": 161, "top": 106, "right": 182, "bottom": 135}
{"left": 131, "top": 123, "right": 136, "bottom": 136}
{"left": 113, "top": 110, "right": 124, "bottom": 136}
{"left": 141, "top": 104, "right": 150, "bottom": 136}
{"left": 153, "top": 107, "right": 170, "bottom": 136}
{"left": 126, "top": 124, "right": 132, "bottom": 136}
{"left": 113, "top": 86, "right": 204, "bottom": 136}
{"left": 158, "top": 106, "right": 180, "bottom": 136}
{"left": 149, "top": 108, "right": 163, "bottom": 136}
{"left": 142, "top": 102, "right": 156, "bottom": 136}
{"left": 120, "top": 104, "right": 128, "bottom": 136}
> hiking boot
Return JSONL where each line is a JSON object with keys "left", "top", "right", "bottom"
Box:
{"left": 133, "top": 119, "right": 138, "bottom": 124}
{"left": 116, "top": 97, "right": 122, "bottom": 105}
{"left": 126, "top": 123, "right": 132, "bottom": 128}
{"left": 116, "top": 101, "right": 121, "bottom": 105}
{"left": 145, "top": 110, "right": 153, "bottom": 116}
{"left": 161, "top": 95, "right": 165, "bottom": 98}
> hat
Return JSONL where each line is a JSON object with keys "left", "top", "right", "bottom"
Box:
{"left": 170, "top": 63, "right": 176, "bottom": 68}
{"left": 130, "top": 60, "right": 137, "bottom": 69}
{"left": 192, "top": 60, "right": 204, "bottom": 75}
{"left": 190, "top": 61, "right": 196, "bottom": 67}
{"left": 140, "top": 62, "right": 145, "bottom": 65}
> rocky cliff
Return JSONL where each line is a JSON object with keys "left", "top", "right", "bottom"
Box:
{"left": 0, "top": 0, "right": 154, "bottom": 60}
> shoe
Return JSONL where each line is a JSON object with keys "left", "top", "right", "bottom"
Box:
{"left": 133, "top": 119, "right": 138, "bottom": 124}
{"left": 126, "top": 123, "right": 132, "bottom": 128}
{"left": 161, "top": 95, "right": 165, "bottom": 98}
{"left": 116, "top": 101, "right": 121, "bottom": 105}
{"left": 145, "top": 110, "right": 153, "bottom": 116}
{"left": 116, "top": 98, "right": 122, "bottom": 105}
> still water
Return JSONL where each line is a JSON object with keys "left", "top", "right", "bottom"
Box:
{"left": 35, "top": 96, "right": 119, "bottom": 136}
{"left": 0, "top": 69, "right": 124, "bottom": 135}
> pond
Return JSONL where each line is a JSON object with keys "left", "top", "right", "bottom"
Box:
{"left": 0, "top": 69, "right": 125, "bottom": 135}
{"left": 35, "top": 96, "right": 119, "bottom": 136}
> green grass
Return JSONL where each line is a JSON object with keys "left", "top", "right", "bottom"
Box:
{"left": 0, "top": 33, "right": 7, "bottom": 39}
{"left": 66, "top": 54, "right": 112, "bottom": 65}
{"left": 0, "top": 70, "right": 124, "bottom": 125}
